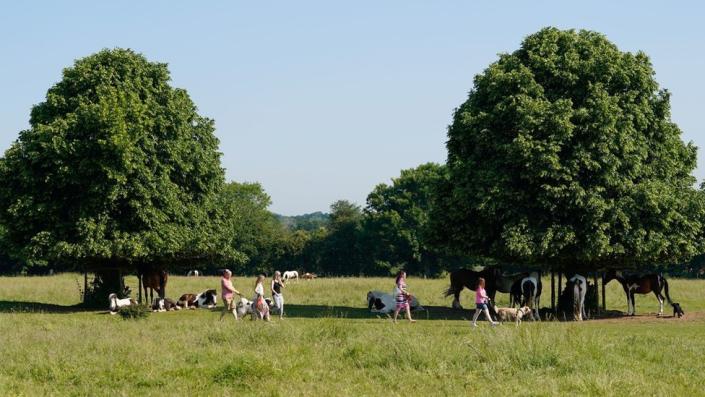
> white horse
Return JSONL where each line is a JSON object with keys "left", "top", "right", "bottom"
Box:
{"left": 108, "top": 293, "right": 135, "bottom": 313}
{"left": 569, "top": 274, "right": 587, "bottom": 321}
{"left": 283, "top": 270, "right": 299, "bottom": 281}
{"left": 186, "top": 270, "right": 200, "bottom": 277}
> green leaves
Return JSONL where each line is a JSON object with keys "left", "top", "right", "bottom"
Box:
{"left": 436, "top": 28, "right": 705, "bottom": 270}
{"left": 0, "top": 49, "right": 236, "bottom": 270}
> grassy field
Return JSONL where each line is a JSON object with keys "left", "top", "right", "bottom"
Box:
{"left": 1, "top": 273, "right": 704, "bottom": 396}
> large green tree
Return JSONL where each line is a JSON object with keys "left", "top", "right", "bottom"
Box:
{"left": 317, "top": 200, "right": 363, "bottom": 275}
{"left": 364, "top": 163, "right": 459, "bottom": 276}
{"left": 217, "top": 181, "right": 285, "bottom": 275}
{"left": 433, "top": 28, "right": 705, "bottom": 270}
{"left": 0, "top": 49, "right": 236, "bottom": 292}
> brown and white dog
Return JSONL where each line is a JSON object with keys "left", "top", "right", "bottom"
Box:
{"left": 494, "top": 306, "right": 532, "bottom": 325}
{"left": 177, "top": 289, "right": 217, "bottom": 309}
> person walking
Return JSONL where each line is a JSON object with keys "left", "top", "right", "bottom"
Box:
{"left": 471, "top": 277, "right": 498, "bottom": 327}
{"left": 253, "top": 274, "right": 270, "bottom": 321}
{"left": 271, "top": 271, "right": 285, "bottom": 319}
{"left": 220, "top": 269, "right": 241, "bottom": 321}
{"left": 393, "top": 271, "right": 416, "bottom": 323}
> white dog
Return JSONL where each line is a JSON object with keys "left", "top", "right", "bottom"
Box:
{"left": 494, "top": 306, "right": 532, "bottom": 325}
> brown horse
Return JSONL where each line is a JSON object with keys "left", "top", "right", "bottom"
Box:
{"left": 604, "top": 270, "right": 673, "bottom": 316}
{"left": 444, "top": 268, "right": 527, "bottom": 310}
{"left": 140, "top": 268, "right": 168, "bottom": 304}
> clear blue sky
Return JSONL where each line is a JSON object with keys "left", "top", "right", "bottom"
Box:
{"left": 1, "top": 2, "right": 703, "bottom": 215}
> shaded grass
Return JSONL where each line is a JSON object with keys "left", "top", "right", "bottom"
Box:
{"left": 0, "top": 274, "right": 704, "bottom": 396}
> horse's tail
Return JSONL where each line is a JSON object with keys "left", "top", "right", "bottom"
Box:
{"left": 443, "top": 271, "right": 458, "bottom": 298}
{"left": 443, "top": 284, "right": 456, "bottom": 298}
{"left": 662, "top": 274, "right": 673, "bottom": 305}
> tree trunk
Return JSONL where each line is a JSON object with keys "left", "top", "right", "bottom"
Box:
{"left": 96, "top": 268, "right": 125, "bottom": 297}
{"left": 551, "top": 270, "right": 555, "bottom": 312}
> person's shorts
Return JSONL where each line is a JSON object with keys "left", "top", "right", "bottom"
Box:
{"left": 476, "top": 303, "right": 488, "bottom": 310}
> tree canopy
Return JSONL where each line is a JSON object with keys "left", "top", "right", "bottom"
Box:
{"left": 433, "top": 27, "right": 705, "bottom": 270}
{"left": 217, "top": 181, "right": 284, "bottom": 275}
{"left": 0, "top": 48, "right": 236, "bottom": 272}
{"left": 364, "top": 163, "right": 459, "bottom": 276}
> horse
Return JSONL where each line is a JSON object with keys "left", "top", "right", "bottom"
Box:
{"left": 140, "top": 268, "right": 168, "bottom": 304}
{"left": 186, "top": 270, "right": 200, "bottom": 277}
{"left": 108, "top": 293, "right": 136, "bottom": 313}
{"left": 569, "top": 274, "right": 587, "bottom": 321}
{"left": 283, "top": 271, "right": 299, "bottom": 281}
{"left": 604, "top": 270, "right": 673, "bottom": 316}
{"left": 444, "top": 268, "right": 527, "bottom": 310}
{"left": 177, "top": 289, "right": 218, "bottom": 309}
{"left": 302, "top": 272, "right": 317, "bottom": 280}
{"left": 151, "top": 297, "right": 181, "bottom": 312}
{"left": 510, "top": 272, "right": 542, "bottom": 320}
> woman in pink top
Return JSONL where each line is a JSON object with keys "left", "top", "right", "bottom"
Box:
{"left": 471, "top": 277, "right": 498, "bottom": 327}
{"left": 220, "top": 269, "right": 241, "bottom": 321}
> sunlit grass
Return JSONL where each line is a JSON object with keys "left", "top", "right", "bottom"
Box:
{"left": 0, "top": 273, "right": 703, "bottom": 396}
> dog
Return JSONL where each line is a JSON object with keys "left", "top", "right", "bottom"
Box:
{"left": 494, "top": 306, "right": 532, "bottom": 325}
{"left": 672, "top": 302, "right": 684, "bottom": 318}
{"left": 151, "top": 297, "right": 181, "bottom": 312}
{"left": 236, "top": 297, "right": 274, "bottom": 320}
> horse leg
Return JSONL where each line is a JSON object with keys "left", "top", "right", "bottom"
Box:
{"left": 654, "top": 291, "right": 664, "bottom": 316}
{"left": 535, "top": 295, "right": 541, "bottom": 321}
{"left": 630, "top": 291, "right": 636, "bottom": 316}
{"left": 623, "top": 285, "right": 631, "bottom": 315}
{"left": 452, "top": 288, "right": 462, "bottom": 310}
{"left": 487, "top": 289, "right": 498, "bottom": 322}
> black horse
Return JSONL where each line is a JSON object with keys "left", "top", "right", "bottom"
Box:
{"left": 444, "top": 268, "right": 527, "bottom": 310}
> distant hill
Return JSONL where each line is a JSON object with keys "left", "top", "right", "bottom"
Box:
{"left": 276, "top": 211, "right": 330, "bottom": 231}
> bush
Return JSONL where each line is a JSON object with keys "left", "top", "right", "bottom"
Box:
{"left": 117, "top": 304, "right": 150, "bottom": 320}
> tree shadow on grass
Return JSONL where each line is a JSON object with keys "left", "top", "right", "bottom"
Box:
{"left": 283, "top": 304, "right": 474, "bottom": 321}
{"left": 0, "top": 300, "right": 93, "bottom": 314}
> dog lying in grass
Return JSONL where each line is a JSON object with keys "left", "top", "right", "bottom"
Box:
{"left": 493, "top": 306, "right": 532, "bottom": 325}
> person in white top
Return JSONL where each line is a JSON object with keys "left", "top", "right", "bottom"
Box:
{"left": 253, "top": 274, "right": 270, "bottom": 321}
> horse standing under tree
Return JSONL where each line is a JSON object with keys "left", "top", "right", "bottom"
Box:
{"left": 138, "top": 266, "right": 168, "bottom": 305}
{"left": 510, "top": 272, "right": 542, "bottom": 321}
{"left": 444, "top": 268, "right": 527, "bottom": 310}
{"left": 604, "top": 270, "right": 674, "bottom": 316}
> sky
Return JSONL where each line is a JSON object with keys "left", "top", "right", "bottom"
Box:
{"left": 1, "top": 2, "right": 703, "bottom": 215}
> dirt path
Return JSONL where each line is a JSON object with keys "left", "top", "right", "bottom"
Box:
{"left": 585, "top": 309, "right": 704, "bottom": 324}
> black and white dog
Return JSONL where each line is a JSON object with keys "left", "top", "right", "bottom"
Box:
{"left": 177, "top": 289, "right": 218, "bottom": 309}
{"left": 151, "top": 297, "right": 181, "bottom": 312}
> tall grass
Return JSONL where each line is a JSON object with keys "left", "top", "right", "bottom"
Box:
{"left": 0, "top": 273, "right": 703, "bottom": 396}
